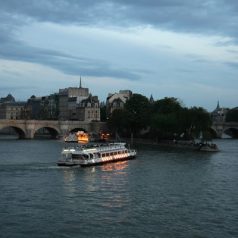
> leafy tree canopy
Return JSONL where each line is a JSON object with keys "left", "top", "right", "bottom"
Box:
{"left": 226, "top": 107, "right": 238, "bottom": 122}
{"left": 107, "top": 94, "right": 212, "bottom": 140}
{"left": 124, "top": 93, "right": 151, "bottom": 134}
{"left": 152, "top": 97, "right": 183, "bottom": 114}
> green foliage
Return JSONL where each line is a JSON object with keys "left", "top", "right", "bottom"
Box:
{"left": 150, "top": 98, "right": 211, "bottom": 140}
{"left": 100, "top": 105, "right": 107, "bottom": 122}
{"left": 107, "top": 94, "right": 212, "bottom": 140}
{"left": 151, "top": 113, "right": 178, "bottom": 139}
{"left": 150, "top": 98, "right": 182, "bottom": 138}
{"left": 108, "top": 109, "right": 127, "bottom": 134}
{"left": 187, "top": 107, "right": 212, "bottom": 138}
{"left": 226, "top": 108, "right": 238, "bottom": 122}
{"left": 124, "top": 94, "right": 151, "bottom": 135}
{"left": 152, "top": 97, "right": 182, "bottom": 114}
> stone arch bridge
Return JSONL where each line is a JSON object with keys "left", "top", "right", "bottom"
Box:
{"left": 212, "top": 121, "right": 238, "bottom": 138}
{"left": 0, "top": 120, "right": 107, "bottom": 139}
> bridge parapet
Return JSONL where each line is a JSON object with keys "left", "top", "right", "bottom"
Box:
{"left": 0, "top": 120, "right": 107, "bottom": 139}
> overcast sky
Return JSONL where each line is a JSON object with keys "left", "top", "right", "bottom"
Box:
{"left": 0, "top": 0, "right": 238, "bottom": 110}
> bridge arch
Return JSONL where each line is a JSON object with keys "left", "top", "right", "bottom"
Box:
{"left": 0, "top": 125, "right": 26, "bottom": 139}
{"left": 212, "top": 121, "right": 238, "bottom": 138}
{"left": 0, "top": 120, "right": 107, "bottom": 139}
{"left": 66, "top": 125, "right": 90, "bottom": 134}
{"left": 223, "top": 127, "right": 238, "bottom": 138}
{"left": 33, "top": 125, "right": 61, "bottom": 139}
{"left": 68, "top": 127, "right": 88, "bottom": 133}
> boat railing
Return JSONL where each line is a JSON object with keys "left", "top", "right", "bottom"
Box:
{"left": 82, "top": 143, "right": 126, "bottom": 152}
{"left": 63, "top": 142, "right": 135, "bottom": 155}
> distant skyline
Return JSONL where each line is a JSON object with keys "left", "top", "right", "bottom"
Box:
{"left": 0, "top": 0, "right": 238, "bottom": 111}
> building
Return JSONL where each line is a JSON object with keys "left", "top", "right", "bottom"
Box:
{"left": 106, "top": 90, "right": 132, "bottom": 115}
{"left": 58, "top": 79, "right": 100, "bottom": 121}
{"left": 78, "top": 95, "right": 100, "bottom": 122}
{"left": 0, "top": 79, "right": 100, "bottom": 122}
{"left": 0, "top": 94, "right": 29, "bottom": 120}
{"left": 0, "top": 94, "right": 15, "bottom": 103}
{"left": 27, "top": 94, "right": 59, "bottom": 120}
{"left": 0, "top": 102, "right": 26, "bottom": 120}
{"left": 26, "top": 96, "right": 42, "bottom": 119}
{"left": 211, "top": 101, "right": 229, "bottom": 123}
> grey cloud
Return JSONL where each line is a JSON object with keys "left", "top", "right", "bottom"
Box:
{"left": 0, "top": 0, "right": 103, "bottom": 24}
{"left": 226, "top": 62, "right": 238, "bottom": 69}
{"left": 1, "top": 0, "right": 238, "bottom": 38}
{"left": 0, "top": 38, "right": 141, "bottom": 81}
{"left": 0, "top": 1, "right": 145, "bottom": 80}
{"left": 0, "top": 0, "right": 238, "bottom": 82}
{"left": 1, "top": 0, "right": 238, "bottom": 42}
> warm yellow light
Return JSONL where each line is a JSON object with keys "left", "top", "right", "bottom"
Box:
{"left": 100, "top": 132, "right": 110, "bottom": 140}
{"left": 76, "top": 131, "right": 89, "bottom": 144}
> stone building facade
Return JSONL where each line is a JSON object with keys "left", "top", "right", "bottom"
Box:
{"left": 0, "top": 80, "right": 100, "bottom": 122}
{"left": 58, "top": 81, "right": 100, "bottom": 121}
{"left": 0, "top": 102, "right": 26, "bottom": 120}
{"left": 106, "top": 90, "right": 132, "bottom": 115}
{"left": 211, "top": 101, "right": 228, "bottom": 123}
{"left": 0, "top": 94, "right": 27, "bottom": 120}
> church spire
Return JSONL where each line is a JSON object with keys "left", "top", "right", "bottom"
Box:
{"left": 216, "top": 100, "right": 220, "bottom": 110}
{"left": 79, "top": 76, "right": 82, "bottom": 88}
{"left": 149, "top": 94, "right": 154, "bottom": 103}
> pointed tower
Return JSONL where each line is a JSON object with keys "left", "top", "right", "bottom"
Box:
{"left": 149, "top": 94, "right": 154, "bottom": 103}
{"left": 216, "top": 100, "right": 220, "bottom": 110}
{"left": 79, "top": 76, "right": 82, "bottom": 88}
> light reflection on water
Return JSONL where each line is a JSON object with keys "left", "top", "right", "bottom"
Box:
{"left": 100, "top": 160, "right": 129, "bottom": 172}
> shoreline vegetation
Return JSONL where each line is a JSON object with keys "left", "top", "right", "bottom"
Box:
{"left": 107, "top": 95, "right": 217, "bottom": 145}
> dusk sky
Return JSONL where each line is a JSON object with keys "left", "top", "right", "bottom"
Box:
{"left": 0, "top": 0, "right": 238, "bottom": 111}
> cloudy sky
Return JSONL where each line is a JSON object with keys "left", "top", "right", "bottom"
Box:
{"left": 0, "top": 0, "right": 238, "bottom": 110}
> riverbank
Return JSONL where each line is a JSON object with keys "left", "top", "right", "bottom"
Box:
{"left": 123, "top": 137, "right": 220, "bottom": 152}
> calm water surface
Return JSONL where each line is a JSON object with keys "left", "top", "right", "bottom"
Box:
{"left": 0, "top": 139, "right": 238, "bottom": 238}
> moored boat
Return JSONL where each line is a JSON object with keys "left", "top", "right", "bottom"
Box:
{"left": 57, "top": 142, "right": 137, "bottom": 167}
{"left": 197, "top": 142, "right": 219, "bottom": 152}
{"left": 152, "top": 139, "right": 220, "bottom": 152}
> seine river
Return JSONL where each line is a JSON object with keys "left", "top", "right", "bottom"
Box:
{"left": 0, "top": 139, "right": 238, "bottom": 238}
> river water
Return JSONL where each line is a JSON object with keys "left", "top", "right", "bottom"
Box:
{"left": 0, "top": 139, "right": 237, "bottom": 238}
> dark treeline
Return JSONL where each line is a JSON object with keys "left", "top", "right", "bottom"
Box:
{"left": 107, "top": 94, "right": 213, "bottom": 141}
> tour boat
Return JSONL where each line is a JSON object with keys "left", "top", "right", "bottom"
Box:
{"left": 57, "top": 142, "right": 137, "bottom": 167}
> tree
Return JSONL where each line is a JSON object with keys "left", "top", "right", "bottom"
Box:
{"left": 226, "top": 108, "right": 238, "bottom": 122}
{"left": 152, "top": 97, "right": 183, "bottom": 114}
{"left": 108, "top": 109, "right": 128, "bottom": 136}
{"left": 124, "top": 94, "right": 151, "bottom": 136}
{"left": 151, "top": 113, "right": 178, "bottom": 139}
{"left": 107, "top": 94, "right": 213, "bottom": 141}
{"left": 186, "top": 107, "right": 212, "bottom": 139}
{"left": 100, "top": 105, "right": 107, "bottom": 122}
{"left": 150, "top": 97, "right": 183, "bottom": 139}
{"left": 149, "top": 98, "right": 212, "bottom": 140}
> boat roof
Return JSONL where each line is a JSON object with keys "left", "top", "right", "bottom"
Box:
{"left": 74, "top": 142, "right": 127, "bottom": 154}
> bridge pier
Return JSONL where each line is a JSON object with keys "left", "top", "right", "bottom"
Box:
{"left": 25, "top": 124, "right": 36, "bottom": 139}
{"left": 212, "top": 123, "right": 224, "bottom": 138}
